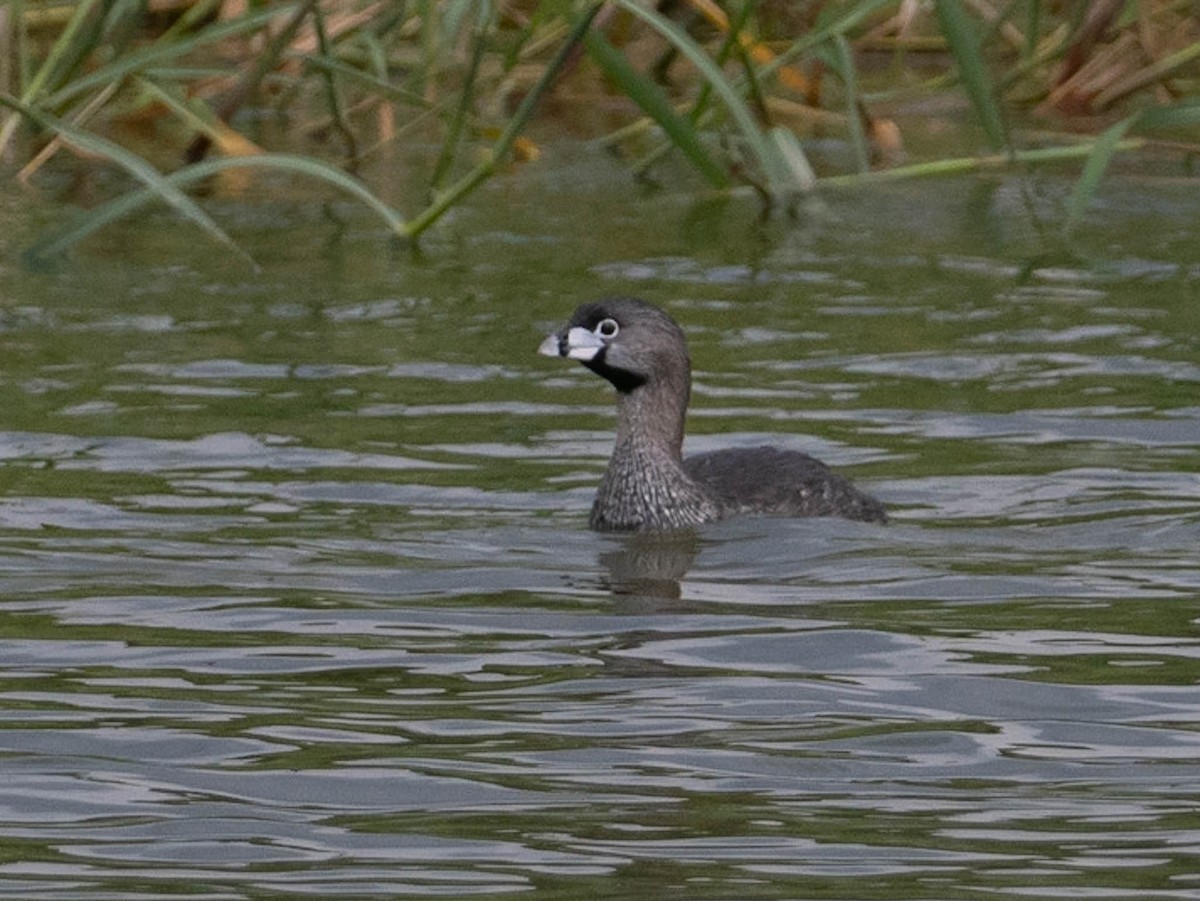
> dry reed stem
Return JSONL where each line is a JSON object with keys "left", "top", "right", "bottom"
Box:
{"left": 289, "top": 0, "right": 384, "bottom": 55}
{"left": 1041, "top": 2, "right": 1200, "bottom": 116}
{"left": 962, "top": 0, "right": 1026, "bottom": 53}
{"left": 18, "top": 83, "right": 119, "bottom": 183}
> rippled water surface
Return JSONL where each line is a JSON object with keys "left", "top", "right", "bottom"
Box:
{"left": 1, "top": 159, "right": 1198, "bottom": 899}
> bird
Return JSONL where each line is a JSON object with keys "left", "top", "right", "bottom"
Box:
{"left": 538, "top": 297, "right": 888, "bottom": 532}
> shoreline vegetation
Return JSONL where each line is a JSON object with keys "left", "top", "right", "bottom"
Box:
{"left": 1, "top": 0, "right": 1198, "bottom": 264}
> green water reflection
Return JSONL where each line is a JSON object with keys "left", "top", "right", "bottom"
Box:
{"left": 0, "top": 151, "right": 1198, "bottom": 900}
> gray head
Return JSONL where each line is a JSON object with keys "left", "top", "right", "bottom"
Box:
{"left": 538, "top": 297, "right": 692, "bottom": 398}
{"left": 540, "top": 297, "right": 714, "bottom": 528}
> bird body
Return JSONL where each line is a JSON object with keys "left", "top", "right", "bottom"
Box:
{"left": 539, "top": 297, "right": 886, "bottom": 532}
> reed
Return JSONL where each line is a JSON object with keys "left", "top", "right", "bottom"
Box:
{"left": 1, "top": 0, "right": 1197, "bottom": 261}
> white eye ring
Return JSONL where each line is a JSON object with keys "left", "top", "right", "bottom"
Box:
{"left": 594, "top": 318, "right": 619, "bottom": 339}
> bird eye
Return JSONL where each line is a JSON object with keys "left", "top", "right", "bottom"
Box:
{"left": 594, "top": 318, "right": 619, "bottom": 339}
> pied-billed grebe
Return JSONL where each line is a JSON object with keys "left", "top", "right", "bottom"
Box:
{"left": 539, "top": 297, "right": 887, "bottom": 532}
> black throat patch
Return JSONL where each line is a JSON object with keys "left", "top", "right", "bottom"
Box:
{"left": 583, "top": 350, "right": 646, "bottom": 394}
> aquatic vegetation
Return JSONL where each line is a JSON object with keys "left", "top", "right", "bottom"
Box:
{"left": 1, "top": 0, "right": 1198, "bottom": 261}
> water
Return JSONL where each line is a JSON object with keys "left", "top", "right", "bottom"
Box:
{"left": 0, "top": 154, "right": 1198, "bottom": 900}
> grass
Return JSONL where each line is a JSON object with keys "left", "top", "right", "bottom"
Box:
{"left": 1, "top": 0, "right": 1199, "bottom": 263}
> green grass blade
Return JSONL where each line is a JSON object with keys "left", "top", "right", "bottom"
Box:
{"left": 438, "top": 0, "right": 479, "bottom": 46}
{"left": 1094, "top": 38, "right": 1200, "bottom": 109}
{"left": 608, "top": 0, "right": 792, "bottom": 192}
{"left": 23, "top": 152, "right": 406, "bottom": 266}
{"left": 760, "top": 0, "right": 894, "bottom": 81}
{"left": 311, "top": 0, "right": 358, "bottom": 162}
{"left": 19, "top": 0, "right": 104, "bottom": 99}
{"left": 1024, "top": 0, "right": 1042, "bottom": 60}
{"left": 0, "top": 94, "right": 257, "bottom": 267}
{"left": 0, "top": 0, "right": 106, "bottom": 152}
{"left": 1063, "top": 117, "right": 1132, "bottom": 232}
{"left": 1136, "top": 97, "right": 1200, "bottom": 129}
{"left": 1065, "top": 98, "right": 1200, "bottom": 232}
{"left": 157, "top": 0, "right": 225, "bottom": 43}
{"left": 764, "top": 126, "right": 816, "bottom": 193}
{"left": 670, "top": 0, "right": 756, "bottom": 142}
{"left": 934, "top": 0, "right": 1008, "bottom": 151}
{"left": 132, "top": 77, "right": 265, "bottom": 156}
{"left": 585, "top": 31, "right": 728, "bottom": 187}
{"left": 400, "top": 3, "right": 604, "bottom": 240}
{"left": 12, "top": 0, "right": 32, "bottom": 92}
{"left": 431, "top": 2, "right": 491, "bottom": 191}
{"left": 830, "top": 33, "right": 869, "bottom": 173}
{"left": 818, "top": 140, "right": 1145, "bottom": 189}
{"left": 41, "top": 3, "right": 301, "bottom": 110}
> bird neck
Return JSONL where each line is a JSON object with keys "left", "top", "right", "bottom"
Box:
{"left": 592, "top": 384, "right": 718, "bottom": 531}
{"left": 613, "top": 377, "right": 689, "bottom": 461}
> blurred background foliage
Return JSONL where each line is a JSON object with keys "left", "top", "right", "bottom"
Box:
{"left": 1, "top": 0, "right": 1198, "bottom": 256}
